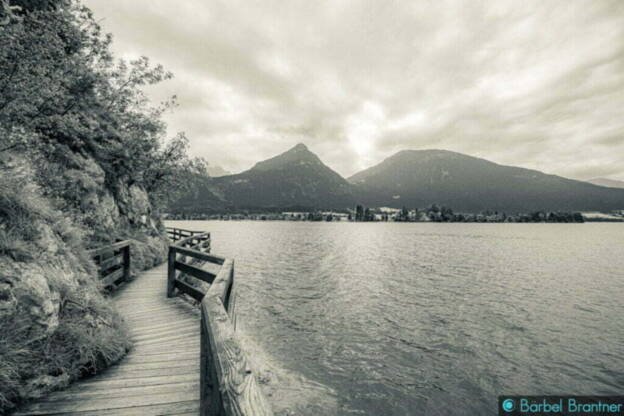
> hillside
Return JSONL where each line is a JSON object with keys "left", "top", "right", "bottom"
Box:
{"left": 171, "top": 144, "right": 355, "bottom": 211}
{"left": 349, "top": 149, "right": 624, "bottom": 212}
{"left": 0, "top": 2, "right": 188, "bottom": 411}
{"left": 169, "top": 147, "right": 624, "bottom": 214}
{"left": 587, "top": 177, "right": 624, "bottom": 189}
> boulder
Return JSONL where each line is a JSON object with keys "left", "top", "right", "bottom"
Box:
{"left": 0, "top": 260, "right": 61, "bottom": 341}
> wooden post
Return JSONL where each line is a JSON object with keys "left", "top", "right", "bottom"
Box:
{"left": 167, "top": 246, "right": 176, "bottom": 297}
{"left": 122, "top": 244, "right": 131, "bottom": 282}
{"left": 200, "top": 305, "right": 212, "bottom": 416}
{"left": 229, "top": 264, "right": 237, "bottom": 330}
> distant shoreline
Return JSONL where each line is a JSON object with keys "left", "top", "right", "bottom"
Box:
{"left": 165, "top": 215, "right": 623, "bottom": 223}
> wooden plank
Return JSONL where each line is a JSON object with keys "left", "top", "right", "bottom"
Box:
{"left": 88, "top": 240, "right": 131, "bottom": 257}
{"left": 131, "top": 324, "right": 198, "bottom": 339}
{"left": 201, "top": 296, "right": 273, "bottom": 416}
{"left": 99, "top": 253, "right": 123, "bottom": 272}
{"left": 176, "top": 232, "right": 209, "bottom": 248}
{"left": 123, "top": 351, "right": 198, "bottom": 364}
{"left": 174, "top": 261, "right": 216, "bottom": 284}
{"left": 99, "top": 365, "right": 198, "bottom": 379}
{"left": 14, "top": 390, "right": 198, "bottom": 415}
{"left": 39, "top": 382, "right": 199, "bottom": 402}
{"left": 131, "top": 327, "right": 199, "bottom": 342}
{"left": 174, "top": 279, "right": 205, "bottom": 302}
{"left": 208, "top": 259, "right": 234, "bottom": 306}
{"left": 171, "top": 246, "right": 225, "bottom": 265}
{"left": 135, "top": 342, "right": 200, "bottom": 355}
{"left": 18, "top": 401, "right": 200, "bottom": 416}
{"left": 78, "top": 373, "right": 198, "bottom": 389}
{"left": 103, "top": 359, "right": 198, "bottom": 372}
{"left": 166, "top": 227, "right": 203, "bottom": 235}
{"left": 101, "top": 268, "right": 124, "bottom": 287}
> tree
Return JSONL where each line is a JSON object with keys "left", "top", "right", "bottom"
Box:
{"left": 355, "top": 204, "right": 363, "bottom": 221}
{"left": 0, "top": 0, "right": 189, "bottom": 215}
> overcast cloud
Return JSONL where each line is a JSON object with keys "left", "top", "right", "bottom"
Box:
{"left": 84, "top": 0, "right": 624, "bottom": 180}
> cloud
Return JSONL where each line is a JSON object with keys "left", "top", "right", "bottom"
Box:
{"left": 85, "top": 0, "right": 624, "bottom": 180}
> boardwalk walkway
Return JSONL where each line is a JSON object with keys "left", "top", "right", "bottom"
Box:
{"left": 15, "top": 264, "right": 203, "bottom": 416}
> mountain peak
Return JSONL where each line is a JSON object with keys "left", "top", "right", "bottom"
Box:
{"left": 249, "top": 143, "right": 320, "bottom": 172}
{"left": 291, "top": 143, "right": 309, "bottom": 151}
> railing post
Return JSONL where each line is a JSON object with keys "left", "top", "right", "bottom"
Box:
{"left": 167, "top": 246, "right": 176, "bottom": 297}
{"left": 123, "top": 244, "right": 131, "bottom": 282}
{"left": 200, "top": 305, "right": 209, "bottom": 416}
{"left": 200, "top": 301, "right": 224, "bottom": 416}
{"left": 228, "top": 261, "right": 236, "bottom": 330}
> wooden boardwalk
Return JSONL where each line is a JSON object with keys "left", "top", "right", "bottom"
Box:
{"left": 15, "top": 264, "right": 203, "bottom": 416}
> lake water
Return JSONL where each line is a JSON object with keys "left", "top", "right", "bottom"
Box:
{"left": 167, "top": 221, "right": 624, "bottom": 416}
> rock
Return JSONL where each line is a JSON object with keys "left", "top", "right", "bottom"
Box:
{"left": 0, "top": 278, "right": 17, "bottom": 314}
{"left": 116, "top": 183, "right": 151, "bottom": 227}
{"left": 0, "top": 260, "right": 61, "bottom": 340}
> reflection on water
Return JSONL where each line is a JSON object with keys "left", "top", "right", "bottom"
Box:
{"left": 167, "top": 221, "right": 624, "bottom": 416}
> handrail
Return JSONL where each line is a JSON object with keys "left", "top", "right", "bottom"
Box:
{"left": 86, "top": 240, "right": 131, "bottom": 289}
{"left": 166, "top": 227, "right": 273, "bottom": 416}
{"left": 167, "top": 226, "right": 204, "bottom": 242}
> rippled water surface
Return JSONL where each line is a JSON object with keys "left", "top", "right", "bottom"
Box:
{"left": 167, "top": 221, "right": 624, "bottom": 415}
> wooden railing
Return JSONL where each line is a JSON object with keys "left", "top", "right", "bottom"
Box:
{"left": 165, "top": 227, "right": 273, "bottom": 416}
{"left": 87, "top": 240, "right": 131, "bottom": 289}
{"left": 167, "top": 227, "right": 206, "bottom": 242}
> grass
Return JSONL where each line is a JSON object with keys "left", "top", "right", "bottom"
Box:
{"left": 0, "top": 161, "right": 131, "bottom": 413}
{"left": 0, "top": 280, "right": 131, "bottom": 411}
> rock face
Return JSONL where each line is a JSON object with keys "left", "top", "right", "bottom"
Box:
{"left": 0, "top": 153, "right": 167, "bottom": 412}
{"left": 1, "top": 261, "right": 61, "bottom": 340}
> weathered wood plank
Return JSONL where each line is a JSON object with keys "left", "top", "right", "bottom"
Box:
{"left": 78, "top": 373, "right": 199, "bottom": 389}
{"left": 98, "top": 253, "right": 123, "bottom": 272}
{"left": 13, "top": 390, "right": 198, "bottom": 415}
{"left": 100, "top": 268, "right": 124, "bottom": 287}
{"left": 39, "top": 382, "right": 199, "bottom": 403}
{"left": 174, "top": 260, "right": 216, "bottom": 284}
{"left": 176, "top": 232, "right": 209, "bottom": 249}
{"left": 201, "top": 296, "right": 273, "bottom": 416}
{"left": 174, "top": 279, "right": 205, "bottom": 302}
{"left": 99, "top": 365, "right": 198, "bottom": 379}
{"left": 123, "top": 351, "right": 198, "bottom": 364}
{"left": 208, "top": 259, "right": 235, "bottom": 308}
{"left": 87, "top": 240, "right": 130, "bottom": 257}
{"left": 134, "top": 333, "right": 202, "bottom": 348}
{"left": 19, "top": 401, "right": 200, "bottom": 416}
{"left": 171, "top": 245, "right": 226, "bottom": 265}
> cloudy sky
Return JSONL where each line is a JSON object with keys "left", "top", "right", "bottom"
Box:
{"left": 85, "top": 0, "right": 624, "bottom": 180}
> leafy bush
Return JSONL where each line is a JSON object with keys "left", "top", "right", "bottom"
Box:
{"left": 0, "top": 0, "right": 191, "bottom": 411}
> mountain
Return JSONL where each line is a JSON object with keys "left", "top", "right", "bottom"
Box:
{"left": 169, "top": 146, "right": 624, "bottom": 214}
{"left": 586, "top": 177, "right": 624, "bottom": 189}
{"left": 349, "top": 149, "right": 624, "bottom": 213}
{"left": 170, "top": 144, "right": 355, "bottom": 212}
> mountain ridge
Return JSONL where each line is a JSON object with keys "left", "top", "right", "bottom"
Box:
{"left": 169, "top": 144, "right": 624, "bottom": 213}
{"left": 587, "top": 177, "right": 624, "bottom": 189}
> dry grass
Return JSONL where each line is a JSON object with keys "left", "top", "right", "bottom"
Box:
{"left": 0, "top": 162, "right": 131, "bottom": 413}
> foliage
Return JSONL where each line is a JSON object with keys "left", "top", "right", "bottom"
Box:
{"left": 0, "top": 0, "right": 189, "bottom": 411}
{"left": 0, "top": 0, "right": 189, "bottom": 214}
